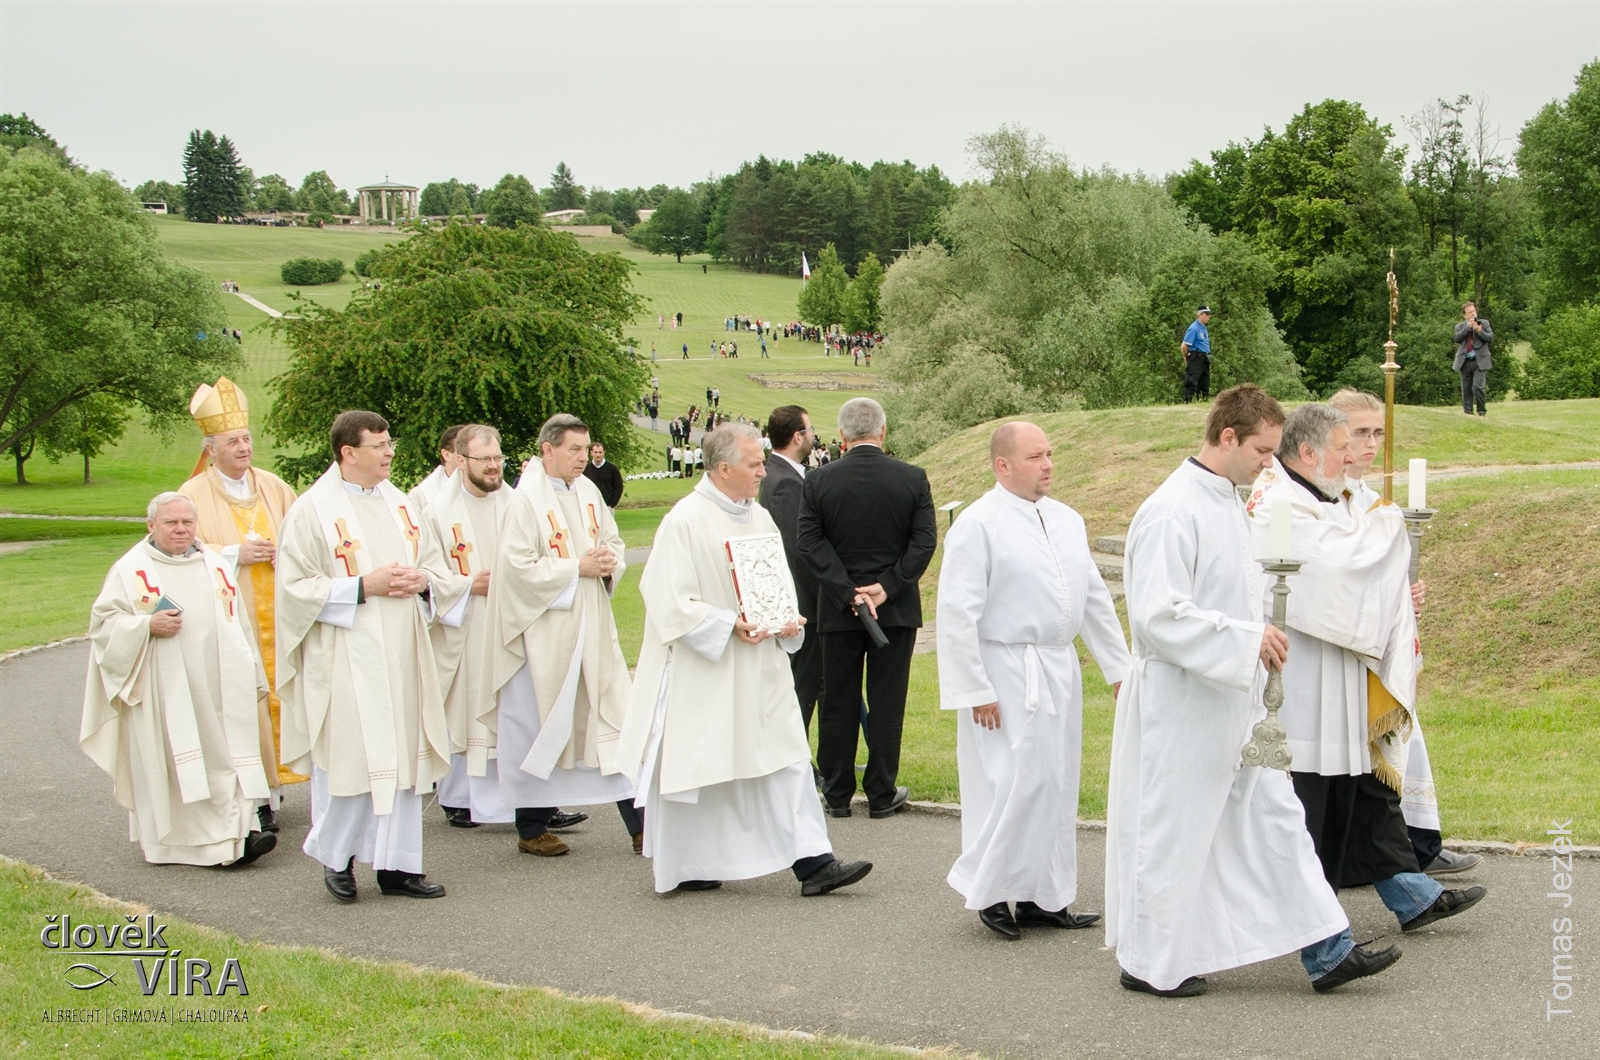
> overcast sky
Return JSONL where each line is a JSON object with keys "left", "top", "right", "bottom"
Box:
{"left": 3, "top": 1, "right": 1597, "bottom": 193}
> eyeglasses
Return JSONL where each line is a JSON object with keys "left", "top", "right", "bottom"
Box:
{"left": 352, "top": 440, "right": 398, "bottom": 453}
{"left": 463, "top": 454, "right": 504, "bottom": 465}
{"left": 1349, "top": 429, "right": 1386, "bottom": 441}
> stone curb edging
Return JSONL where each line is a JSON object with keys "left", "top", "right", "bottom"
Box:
{"left": 0, "top": 635, "right": 87, "bottom": 665}
{"left": 856, "top": 796, "right": 1600, "bottom": 858}
{"left": 0, "top": 853, "right": 946, "bottom": 1057}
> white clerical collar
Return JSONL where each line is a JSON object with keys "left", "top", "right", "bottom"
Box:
{"left": 215, "top": 466, "right": 252, "bottom": 500}
{"left": 774, "top": 451, "right": 806, "bottom": 477}
{"left": 695, "top": 474, "right": 753, "bottom": 522}
{"left": 993, "top": 483, "right": 1041, "bottom": 509}
{"left": 340, "top": 478, "right": 382, "bottom": 497}
{"left": 547, "top": 475, "right": 574, "bottom": 492}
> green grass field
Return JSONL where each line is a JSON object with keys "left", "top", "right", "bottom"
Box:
{"left": 0, "top": 860, "right": 908, "bottom": 1060}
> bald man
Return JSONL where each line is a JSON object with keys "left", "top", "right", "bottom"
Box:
{"left": 936, "top": 422, "right": 1131, "bottom": 939}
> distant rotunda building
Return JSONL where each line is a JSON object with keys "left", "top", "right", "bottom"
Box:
{"left": 357, "top": 180, "right": 419, "bottom": 223}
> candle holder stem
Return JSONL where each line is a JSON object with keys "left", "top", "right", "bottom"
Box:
{"left": 1401, "top": 507, "right": 1436, "bottom": 584}
{"left": 1241, "top": 559, "right": 1301, "bottom": 772}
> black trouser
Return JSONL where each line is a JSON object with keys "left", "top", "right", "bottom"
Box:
{"left": 1409, "top": 825, "right": 1443, "bottom": 871}
{"left": 1460, "top": 362, "right": 1487, "bottom": 414}
{"left": 818, "top": 625, "right": 917, "bottom": 809}
{"left": 787, "top": 621, "right": 825, "bottom": 736}
{"left": 1183, "top": 353, "right": 1211, "bottom": 402}
{"left": 1291, "top": 772, "right": 1419, "bottom": 889}
{"left": 516, "top": 801, "right": 642, "bottom": 840}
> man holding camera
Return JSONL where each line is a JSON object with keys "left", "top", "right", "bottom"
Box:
{"left": 1453, "top": 302, "right": 1494, "bottom": 417}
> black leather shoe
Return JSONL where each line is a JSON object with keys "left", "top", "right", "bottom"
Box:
{"left": 442, "top": 806, "right": 477, "bottom": 828}
{"left": 1403, "top": 885, "right": 1486, "bottom": 932}
{"left": 379, "top": 875, "right": 446, "bottom": 899}
{"left": 801, "top": 858, "right": 872, "bottom": 896}
{"left": 676, "top": 879, "right": 723, "bottom": 891}
{"left": 980, "top": 902, "right": 1021, "bottom": 939}
{"left": 1120, "top": 970, "right": 1208, "bottom": 997}
{"left": 1312, "top": 942, "right": 1402, "bottom": 992}
{"left": 1015, "top": 901, "right": 1100, "bottom": 929}
{"left": 869, "top": 786, "right": 909, "bottom": 819}
{"left": 548, "top": 810, "right": 589, "bottom": 830}
{"left": 826, "top": 804, "right": 853, "bottom": 819}
{"left": 323, "top": 859, "right": 357, "bottom": 903}
{"left": 232, "top": 830, "right": 276, "bottom": 866}
{"left": 257, "top": 804, "right": 279, "bottom": 833}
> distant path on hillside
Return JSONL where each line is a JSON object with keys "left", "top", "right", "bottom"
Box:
{"left": 0, "top": 512, "right": 144, "bottom": 521}
{"left": 233, "top": 291, "right": 282, "bottom": 318}
{"left": 1413, "top": 459, "right": 1600, "bottom": 482}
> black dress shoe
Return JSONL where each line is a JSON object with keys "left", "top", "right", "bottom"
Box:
{"left": 442, "top": 806, "right": 477, "bottom": 828}
{"left": 1014, "top": 901, "right": 1100, "bottom": 929}
{"left": 980, "top": 902, "right": 1021, "bottom": 939}
{"left": 1403, "top": 885, "right": 1486, "bottom": 931}
{"left": 801, "top": 858, "right": 872, "bottom": 896}
{"left": 1120, "top": 970, "right": 1208, "bottom": 997}
{"left": 826, "top": 803, "right": 852, "bottom": 818}
{"left": 234, "top": 829, "right": 277, "bottom": 866}
{"left": 676, "top": 879, "right": 723, "bottom": 891}
{"left": 548, "top": 810, "right": 589, "bottom": 830}
{"left": 257, "top": 804, "right": 280, "bottom": 833}
{"left": 869, "top": 786, "right": 909, "bottom": 819}
{"left": 324, "top": 859, "right": 358, "bottom": 903}
{"left": 379, "top": 875, "right": 446, "bottom": 899}
{"left": 1312, "top": 942, "right": 1402, "bottom": 992}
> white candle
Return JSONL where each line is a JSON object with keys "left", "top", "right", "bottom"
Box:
{"left": 1271, "top": 492, "right": 1293, "bottom": 559}
{"left": 1409, "top": 458, "right": 1427, "bottom": 510}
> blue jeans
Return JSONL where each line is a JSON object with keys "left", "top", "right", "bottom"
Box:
{"left": 1373, "top": 871, "right": 1443, "bottom": 924}
{"left": 1302, "top": 930, "right": 1354, "bottom": 978}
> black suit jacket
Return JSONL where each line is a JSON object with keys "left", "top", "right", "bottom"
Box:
{"left": 582, "top": 460, "right": 624, "bottom": 507}
{"left": 759, "top": 454, "right": 820, "bottom": 622}
{"left": 797, "top": 444, "right": 937, "bottom": 632}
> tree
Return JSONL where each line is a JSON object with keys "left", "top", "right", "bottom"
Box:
{"left": 1518, "top": 61, "right": 1600, "bottom": 308}
{"left": 483, "top": 173, "right": 542, "bottom": 228}
{"left": 251, "top": 173, "right": 295, "bottom": 212}
{"left": 628, "top": 188, "right": 703, "bottom": 261}
{"left": 420, "top": 178, "right": 480, "bottom": 217}
{"left": 545, "top": 162, "right": 582, "bottom": 211}
{"left": 267, "top": 220, "right": 646, "bottom": 485}
{"left": 797, "top": 244, "right": 849, "bottom": 328}
{"left": 181, "top": 129, "right": 249, "bottom": 222}
{"left": 0, "top": 149, "right": 239, "bottom": 482}
{"left": 0, "top": 113, "right": 71, "bottom": 165}
{"left": 842, "top": 252, "right": 885, "bottom": 333}
{"left": 1520, "top": 301, "right": 1600, "bottom": 399}
{"left": 132, "top": 179, "right": 185, "bottom": 213}
{"left": 293, "top": 171, "right": 351, "bottom": 219}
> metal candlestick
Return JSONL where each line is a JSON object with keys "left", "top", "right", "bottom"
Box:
{"left": 1401, "top": 507, "right": 1436, "bottom": 584}
{"left": 1241, "top": 559, "right": 1301, "bottom": 772}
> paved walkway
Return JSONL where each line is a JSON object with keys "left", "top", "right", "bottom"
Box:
{"left": 0, "top": 642, "right": 1588, "bottom": 1057}
{"left": 232, "top": 290, "right": 283, "bottom": 318}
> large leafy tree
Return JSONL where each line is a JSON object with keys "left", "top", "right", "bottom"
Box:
{"left": 267, "top": 221, "right": 647, "bottom": 485}
{"left": 0, "top": 149, "right": 239, "bottom": 482}
{"left": 1518, "top": 61, "right": 1600, "bottom": 308}
{"left": 797, "top": 244, "right": 850, "bottom": 327}
{"left": 0, "top": 113, "right": 71, "bottom": 165}
{"left": 483, "top": 173, "right": 542, "bottom": 228}
{"left": 181, "top": 129, "right": 249, "bottom": 222}
{"left": 842, "top": 251, "right": 885, "bottom": 333}
{"left": 628, "top": 188, "right": 704, "bottom": 261}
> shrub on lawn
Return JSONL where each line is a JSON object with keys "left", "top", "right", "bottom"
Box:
{"left": 280, "top": 257, "right": 345, "bottom": 285}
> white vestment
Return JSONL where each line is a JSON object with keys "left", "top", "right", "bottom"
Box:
{"left": 1348, "top": 477, "right": 1439, "bottom": 830}
{"left": 611, "top": 476, "right": 828, "bottom": 892}
{"left": 426, "top": 472, "right": 514, "bottom": 823}
{"left": 937, "top": 486, "right": 1130, "bottom": 911}
{"left": 1246, "top": 461, "right": 1419, "bottom": 788}
{"left": 407, "top": 465, "right": 448, "bottom": 515}
{"left": 276, "top": 465, "right": 453, "bottom": 872}
{"left": 484, "top": 471, "right": 635, "bottom": 810}
{"left": 82, "top": 540, "right": 270, "bottom": 865}
{"left": 1107, "top": 459, "right": 1347, "bottom": 991}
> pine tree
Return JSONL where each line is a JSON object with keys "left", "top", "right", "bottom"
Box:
{"left": 546, "top": 162, "right": 582, "bottom": 211}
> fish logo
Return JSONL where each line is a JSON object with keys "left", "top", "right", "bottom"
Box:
{"left": 65, "top": 963, "right": 116, "bottom": 990}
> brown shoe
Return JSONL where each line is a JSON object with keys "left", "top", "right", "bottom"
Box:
{"left": 517, "top": 833, "right": 570, "bottom": 857}
{"left": 632, "top": 831, "right": 644, "bottom": 855}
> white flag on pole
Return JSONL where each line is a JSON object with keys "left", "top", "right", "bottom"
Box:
{"left": 801, "top": 252, "right": 811, "bottom": 282}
